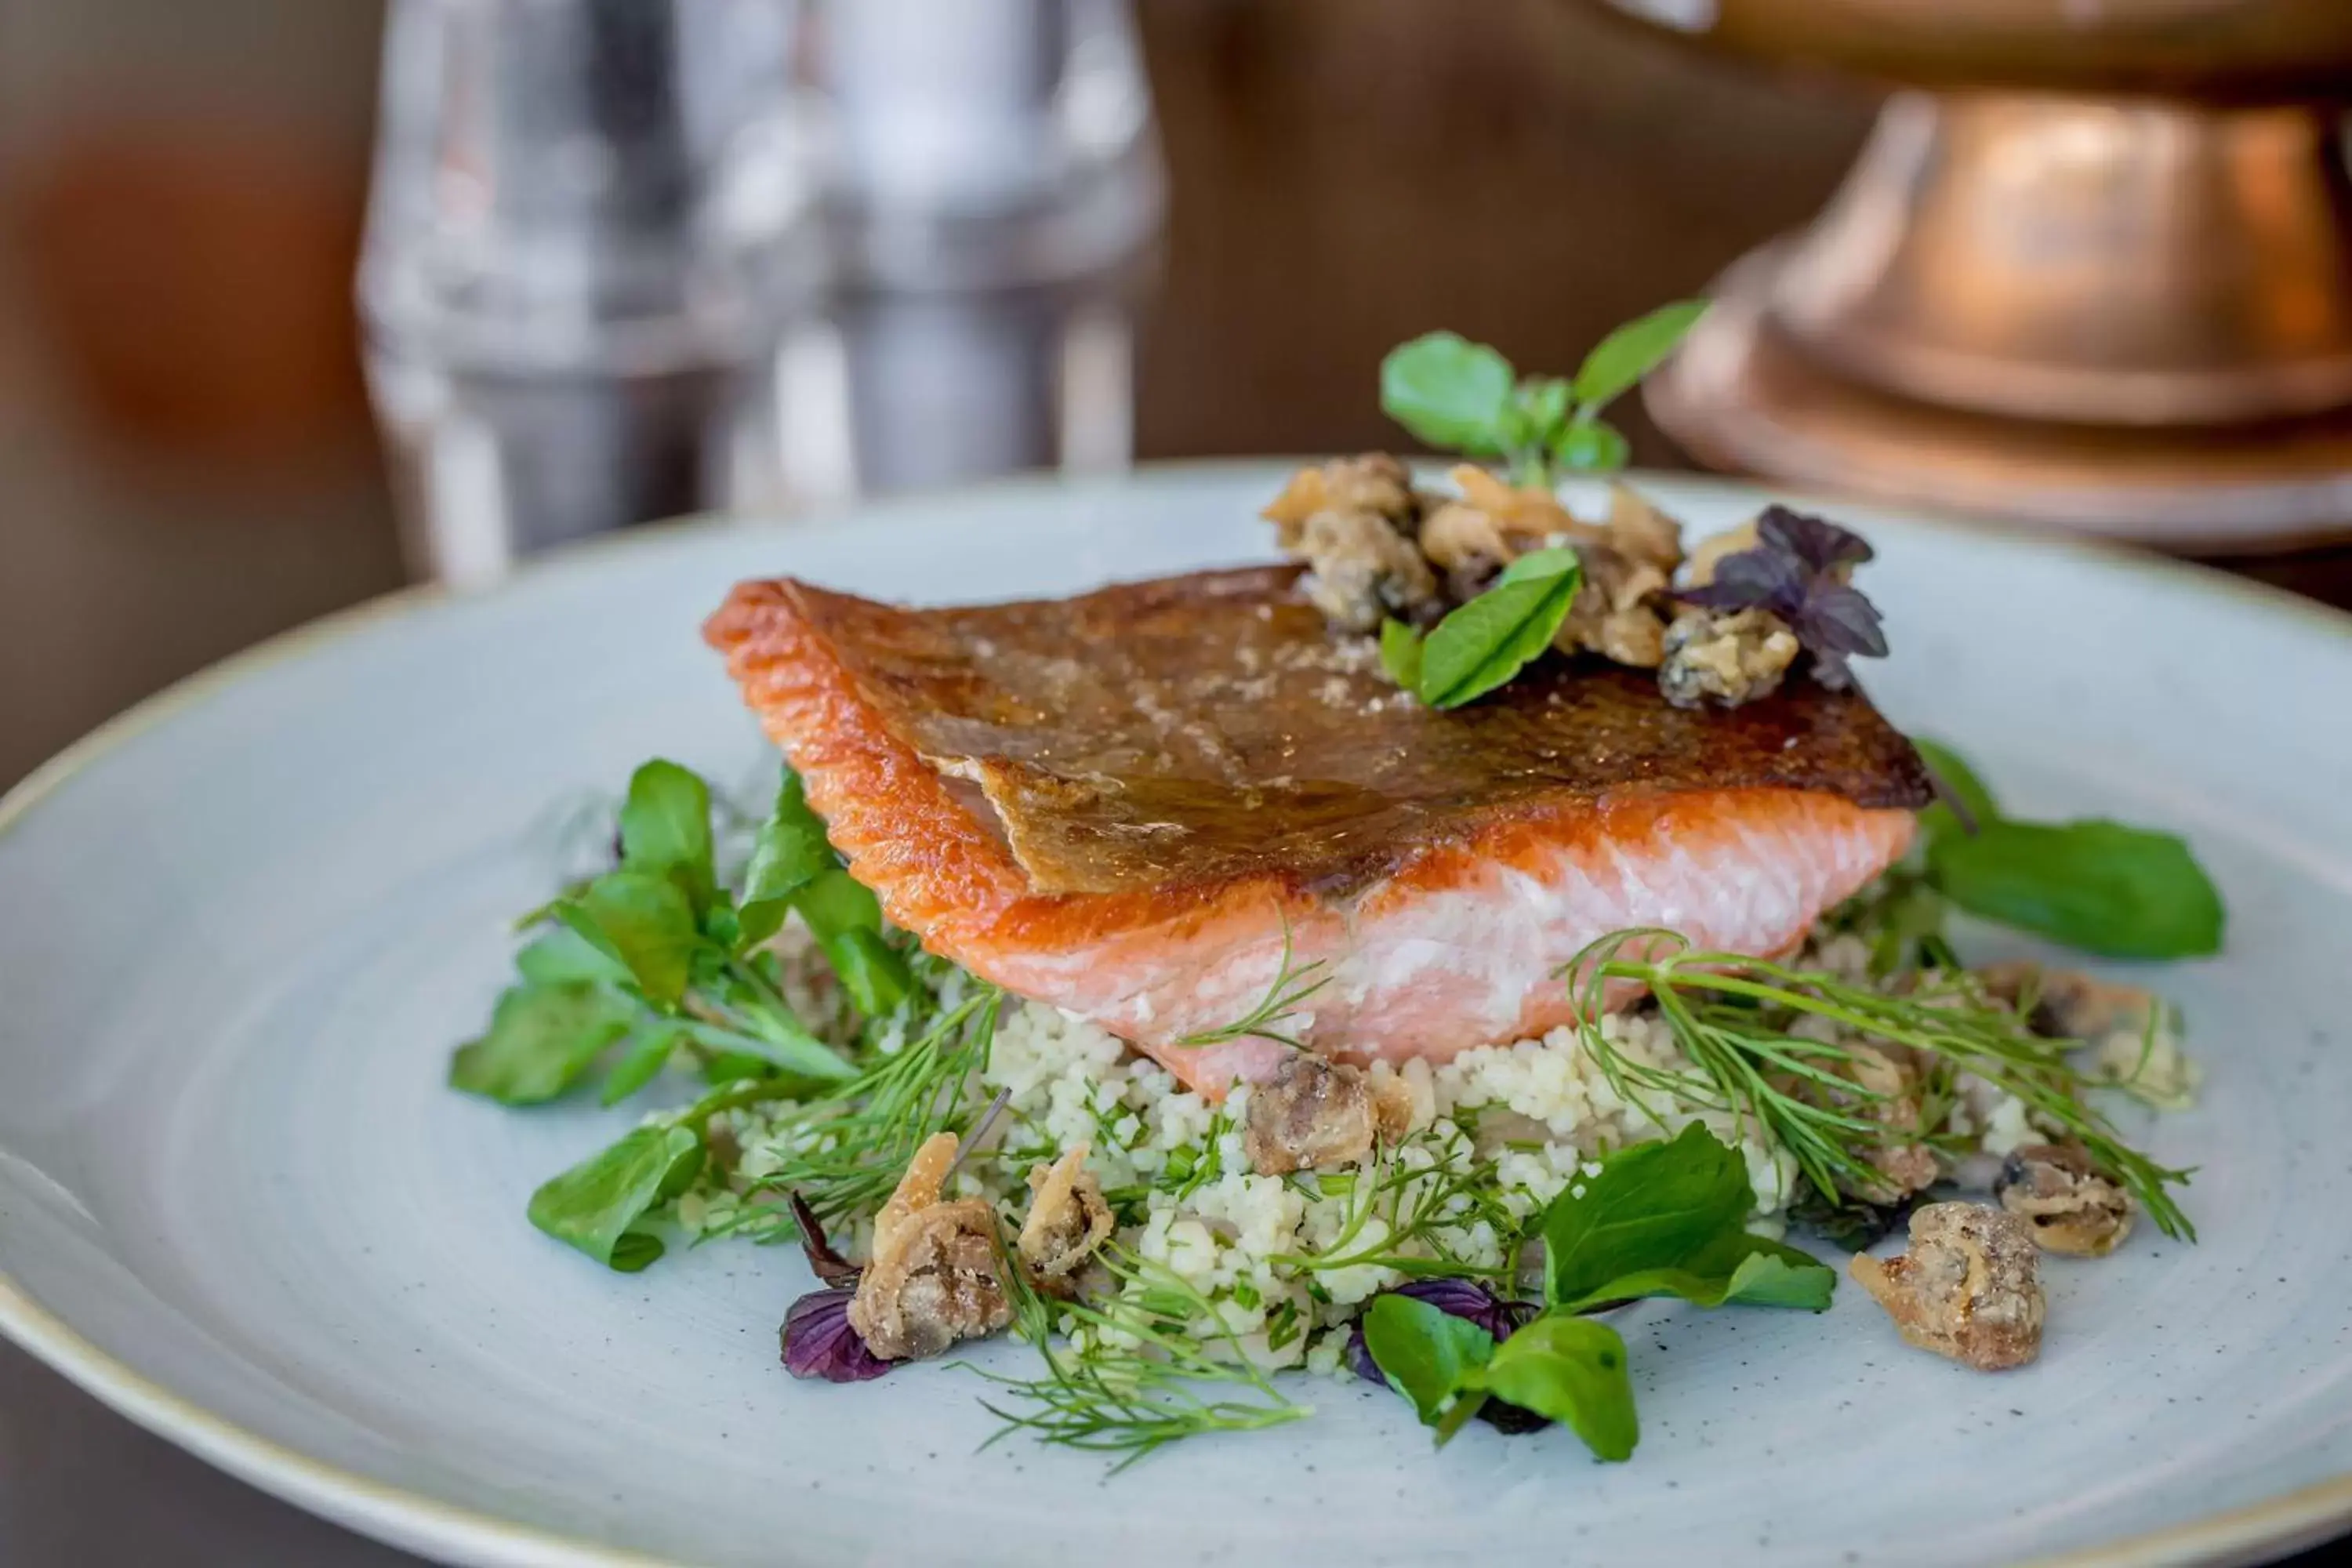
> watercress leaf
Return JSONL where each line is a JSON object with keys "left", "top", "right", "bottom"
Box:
{"left": 1911, "top": 737, "right": 2000, "bottom": 844}
{"left": 1928, "top": 819, "right": 2225, "bottom": 959}
{"left": 618, "top": 760, "right": 717, "bottom": 911}
{"left": 528, "top": 1122, "right": 703, "bottom": 1271}
{"left": 1380, "top": 332, "right": 1515, "bottom": 453}
{"left": 1572, "top": 299, "right": 1708, "bottom": 414}
{"left": 823, "top": 925, "right": 915, "bottom": 1017}
{"left": 599, "top": 1025, "right": 684, "bottom": 1106}
{"left": 1378, "top": 619, "right": 1425, "bottom": 691}
{"left": 1360, "top": 1292, "right": 1496, "bottom": 1431}
{"left": 796, "top": 866, "right": 883, "bottom": 939}
{"left": 1517, "top": 376, "right": 1573, "bottom": 447}
{"left": 559, "top": 869, "right": 702, "bottom": 1004}
{"left": 448, "top": 982, "right": 638, "bottom": 1105}
{"left": 1541, "top": 1122, "right": 1752, "bottom": 1310}
{"left": 1577, "top": 1232, "right": 1836, "bottom": 1312}
{"left": 1464, "top": 1313, "right": 1639, "bottom": 1461}
{"left": 702, "top": 1049, "right": 781, "bottom": 1085}
{"left": 514, "top": 925, "right": 633, "bottom": 988}
{"left": 737, "top": 768, "right": 835, "bottom": 949}
{"left": 1552, "top": 418, "right": 1631, "bottom": 474}
{"left": 1417, "top": 554, "right": 1583, "bottom": 710}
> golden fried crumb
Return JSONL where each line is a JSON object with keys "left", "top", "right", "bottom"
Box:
{"left": 1851, "top": 1202, "right": 2045, "bottom": 1371}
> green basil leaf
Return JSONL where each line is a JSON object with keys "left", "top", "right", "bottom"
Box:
{"left": 1571, "top": 299, "right": 1707, "bottom": 413}
{"left": 1912, "top": 736, "right": 2000, "bottom": 843}
{"left": 1541, "top": 1122, "right": 1752, "bottom": 1310}
{"left": 448, "top": 982, "right": 638, "bottom": 1105}
{"left": 599, "top": 1025, "right": 684, "bottom": 1107}
{"left": 737, "top": 768, "right": 836, "bottom": 950}
{"left": 618, "top": 760, "right": 717, "bottom": 911}
{"left": 559, "top": 870, "right": 703, "bottom": 1004}
{"left": 1928, "top": 819, "right": 2224, "bottom": 959}
{"left": 1552, "top": 419, "right": 1631, "bottom": 474}
{"left": 1496, "top": 546, "right": 1582, "bottom": 587}
{"left": 528, "top": 1123, "right": 703, "bottom": 1271}
{"left": 514, "top": 925, "right": 633, "bottom": 988}
{"left": 1360, "top": 1293, "right": 1497, "bottom": 1432}
{"left": 1577, "top": 1232, "right": 1836, "bottom": 1312}
{"left": 1380, "top": 332, "right": 1515, "bottom": 454}
{"left": 1464, "top": 1313, "right": 1639, "bottom": 1462}
{"left": 1417, "top": 554, "right": 1582, "bottom": 710}
{"left": 1378, "top": 619, "right": 1425, "bottom": 691}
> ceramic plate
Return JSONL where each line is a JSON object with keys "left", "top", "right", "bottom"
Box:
{"left": 4, "top": 467, "right": 2350, "bottom": 1568}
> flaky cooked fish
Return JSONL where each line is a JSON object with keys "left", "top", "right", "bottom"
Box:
{"left": 706, "top": 565, "right": 1930, "bottom": 1096}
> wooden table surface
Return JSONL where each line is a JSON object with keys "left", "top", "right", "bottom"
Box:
{"left": 0, "top": 2, "right": 2343, "bottom": 1563}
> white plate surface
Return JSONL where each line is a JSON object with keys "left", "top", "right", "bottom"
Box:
{"left": 4, "top": 466, "right": 2351, "bottom": 1568}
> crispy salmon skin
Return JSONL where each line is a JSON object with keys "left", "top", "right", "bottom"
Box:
{"left": 706, "top": 565, "right": 1931, "bottom": 1094}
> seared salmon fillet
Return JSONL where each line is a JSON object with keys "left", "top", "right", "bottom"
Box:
{"left": 706, "top": 565, "right": 1931, "bottom": 1096}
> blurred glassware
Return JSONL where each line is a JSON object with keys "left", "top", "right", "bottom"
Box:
{"left": 360, "top": 0, "right": 1160, "bottom": 587}
{"left": 1592, "top": 0, "right": 2352, "bottom": 554}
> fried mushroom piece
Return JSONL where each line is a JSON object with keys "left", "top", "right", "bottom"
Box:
{"left": 1850, "top": 1202, "right": 2046, "bottom": 1371}
{"left": 1017, "top": 1142, "right": 1114, "bottom": 1293}
{"left": 1995, "top": 1142, "right": 2134, "bottom": 1258}
{"left": 1603, "top": 483, "right": 1684, "bottom": 575}
{"left": 1658, "top": 606, "right": 1801, "bottom": 708}
{"left": 1261, "top": 453, "right": 1418, "bottom": 548}
{"left": 846, "top": 1131, "right": 1012, "bottom": 1362}
{"left": 1557, "top": 543, "right": 1672, "bottom": 670}
{"left": 1977, "top": 962, "right": 2159, "bottom": 1041}
{"left": 1295, "top": 508, "right": 1443, "bottom": 633}
{"left": 1832, "top": 1045, "right": 1940, "bottom": 1204}
{"left": 1243, "top": 1055, "right": 1415, "bottom": 1176}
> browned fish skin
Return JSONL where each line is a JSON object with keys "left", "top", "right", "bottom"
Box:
{"left": 756, "top": 564, "right": 1932, "bottom": 900}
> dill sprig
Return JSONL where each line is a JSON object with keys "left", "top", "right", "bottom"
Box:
{"left": 1564, "top": 931, "right": 2194, "bottom": 1240}
{"left": 1273, "top": 1119, "right": 1520, "bottom": 1281}
{"left": 975, "top": 1244, "right": 1308, "bottom": 1471}
{"left": 1174, "top": 924, "right": 1330, "bottom": 1051}
{"left": 714, "top": 986, "right": 1004, "bottom": 1237}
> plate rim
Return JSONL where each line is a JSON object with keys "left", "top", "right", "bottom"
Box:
{"left": 4, "top": 461, "right": 2350, "bottom": 1568}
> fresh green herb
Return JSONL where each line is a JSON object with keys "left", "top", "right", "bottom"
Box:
{"left": 1413, "top": 547, "right": 1584, "bottom": 710}
{"left": 528, "top": 1123, "right": 704, "bottom": 1272}
{"left": 796, "top": 869, "right": 913, "bottom": 1014}
{"left": 1566, "top": 931, "right": 2194, "bottom": 1239}
{"left": 1675, "top": 507, "right": 1886, "bottom": 690}
{"left": 979, "top": 1245, "right": 1308, "bottom": 1471}
{"left": 1275, "top": 1120, "right": 1519, "bottom": 1281}
{"left": 1378, "top": 618, "right": 1425, "bottom": 691}
{"left": 734, "top": 768, "right": 833, "bottom": 949}
{"left": 1359, "top": 1294, "right": 1639, "bottom": 1460}
{"left": 616, "top": 759, "right": 718, "bottom": 913}
{"left": 1174, "top": 925, "right": 1330, "bottom": 1051}
{"left": 1537, "top": 1123, "right": 1835, "bottom": 1313}
{"left": 1929, "top": 822, "right": 2223, "bottom": 960}
{"left": 1909, "top": 739, "right": 2226, "bottom": 960}
{"left": 722, "top": 988, "right": 1004, "bottom": 1234}
{"left": 598, "top": 1025, "right": 685, "bottom": 1107}
{"left": 1360, "top": 1292, "right": 1496, "bottom": 1429}
{"left": 449, "top": 982, "right": 640, "bottom": 1105}
{"left": 1463, "top": 1314, "right": 1638, "bottom": 1461}
{"left": 1380, "top": 306, "right": 1705, "bottom": 486}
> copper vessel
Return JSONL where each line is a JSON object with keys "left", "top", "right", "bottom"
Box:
{"left": 1595, "top": 0, "right": 2352, "bottom": 552}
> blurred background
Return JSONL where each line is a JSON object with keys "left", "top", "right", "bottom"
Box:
{"left": 1, "top": 1, "right": 2348, "bottom": 1561}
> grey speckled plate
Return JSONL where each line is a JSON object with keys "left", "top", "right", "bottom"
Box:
{"left": 4, "top": 466, "right": 2350, "bottom": 1568}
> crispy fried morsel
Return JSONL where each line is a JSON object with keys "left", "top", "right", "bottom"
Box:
{"left": 1260, "top": 454, "right": 1419, "bottom": 548}
{"left": 1017, "top": 1142, "right": 1114, "bottom": 1293}
{"left": 1243, "top": 1054, "right": 1414, "bottom": 1176}
{"left": 1557, "top": 543, "right": 1672, "bottom": 670}
{"left": 1835, "top": 1045, "right": 1940, "bottom": 1203}
{"left": 1604, "top": 483, "right": 1684, "bottom": 574}
{"left": 847, "top": 1132, "right": 1012, "bottom": 1361}
{"left": 1851, "top": 1202, "right": 2045, "bottom": 1371}
{"left": 1295, "top": 507, "right": 1444, "bottom": 633}
{"left": 1977, "top": 962, "right": 2160, "bottom": 1041}
{"left": 1995, "top": 1142, "right": 2135, "bottom": 1258}
{"left": 1681, "top": 519, "right": 1761, "bottom": 589}
{"left": 1659, "top": 606, "right": 1801, "bottom": 709}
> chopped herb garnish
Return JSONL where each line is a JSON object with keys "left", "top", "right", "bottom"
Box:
{"left": 1410, "top": 546, "right": 1584, "bottom": 710}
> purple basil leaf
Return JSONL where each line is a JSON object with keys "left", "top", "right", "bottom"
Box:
{"left": 1798, "top": 583, "right": 1889, "bottom": 658}
{"left": 789, "top": 1190, "right": 862, "bottom": 1288}
{"left": 1759, "top": 505, "right": 1873, "bottom": 574}
{"left": 1347, "top": 1279, "right": 1548, "bottom": 1434}
{"left": 781, "top": 1287, "right": 896, "bottom": 1381}
{"left": 1679, "top": 546, "right": 1806, "bottom": 619}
